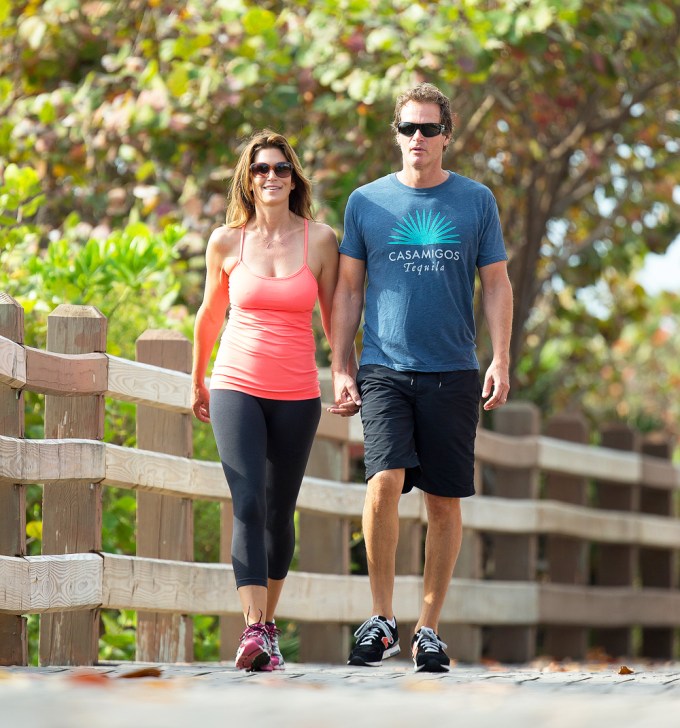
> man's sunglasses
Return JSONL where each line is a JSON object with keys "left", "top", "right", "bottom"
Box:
{"left": 397, "top": 122, "right": 446, "bottom": 138}
{"left": 250, "top": 162, "right": 293, "bottom": 178}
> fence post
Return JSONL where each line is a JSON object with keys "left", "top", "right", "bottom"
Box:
{"left": 592, "top": 423, "right": 639, "bottom": 658}
{"left": 395, "top": 498, "right": 424, "bottom": 657}
{"left": 136, "top": 330, "right": 193, "bottom": 663}
{"left": 0, "top": 294, "right": 27, "bottom": 666}
{"left": 219, "top": 500, "right": 243, "bottom": 662}
{"left": 295, "top": 376, "right": 351, "bottom": 663}
{"left": 639, "top": 435, "right": 677, "bottom": 659}
{"left": 40, "top": 304, "right": 106, "bottom": 666}
{"left": 440, "top": 462, "right": 484, "bottom": 663}
{"left": 543, "top": 413, "right": 589, "bottom": 660}
{"left": 487, "top": 402, "right": 541, "bottom": 662}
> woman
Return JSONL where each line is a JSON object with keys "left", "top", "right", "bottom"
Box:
{"left": 191, "top": 130, "right": 339, "bottom": 671}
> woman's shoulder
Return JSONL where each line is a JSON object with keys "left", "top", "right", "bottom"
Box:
{"left": 207, "top": 224, "right": 241, "bottom": 255}
{"left": 307, "top": 220, "right": 338, "bottom": 249}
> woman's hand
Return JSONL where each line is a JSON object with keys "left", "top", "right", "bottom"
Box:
{"left": 192, "top": 383, "right": 211, "bottom": 422}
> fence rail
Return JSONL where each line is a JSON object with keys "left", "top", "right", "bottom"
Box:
{"left": 1, "top": 295, "right": 679, "bottom": 667}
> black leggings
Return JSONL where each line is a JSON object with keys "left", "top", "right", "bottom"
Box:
{"left": 210, "top": 389, "right": 321, "bottom": 588}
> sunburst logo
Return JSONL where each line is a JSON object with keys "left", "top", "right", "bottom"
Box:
{"left": 388, "top": 210, "right": 460, "bottom": 246}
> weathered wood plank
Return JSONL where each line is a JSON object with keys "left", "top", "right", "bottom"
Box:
{"left": 0, "top": 335, "right": 26, "bottom": 389}
{"left": 0, "top": 435, "right": 105, "bottom": 484}
{"left": 105, "top": 444, "right": 228, "bottom": 500}
{"left": 103, "top": 554, "right": 238, "bottom": 615}
{"left": 487, "top": 403, "right": 541, "bottom": 662}
{"left": 106, "top": 354, "right": 191, "bottom": 412}
{"left": 299, "top": 427, "right": 352, "bottom": 662}
{"left": 0, "top": 296, "right": 27, "bottom": 664}
{"left": 0, "top": 556, "right": 29, "bottom": 612}
{"left": 475, "top": 430, "right": 538, "bottom": 468}
{"left": 639, "top": 436, "right": 676, "bottom": 659}
{"left": 2, "top": 436, "right": 679, "bottom": 549}
{"left": 40, "top": 304, "right": 106, "bottom": 666}
{"left": 135, "top": 329, "right": 193, "bottom": 663}
{"left": 0, "top": 554, "right": 102, "bottom": 614}
{"left": 539, "top": 584, "right": 680, "bottom": 628}
{"left": 4, "top": 552, "right": 680, "bottom": 632}
{"left": 25, "top": 348, "right": 107, "bottom": 395}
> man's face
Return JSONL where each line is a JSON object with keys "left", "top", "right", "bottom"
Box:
{"left": 397, "top": 101, "right": 450, "bottom": 169}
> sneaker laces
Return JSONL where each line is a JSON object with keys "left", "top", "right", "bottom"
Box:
{"left": 265, "top": 623, "right": 281, "bottom": 650}
{"left": 354, "top": 616, "right": 394, "bottom": 647}
{"left": 241, "top": 622, "right": 271, "bottom": 648}
{"left": 415, "top": 627, "right": 447, "bottom": 654}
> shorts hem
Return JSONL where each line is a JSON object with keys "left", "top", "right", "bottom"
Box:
{"left": 365, "top": 459, "right": 419, "bottom": 483}
{"left": 414, "top": 483, "right": 476, "bottom": 499}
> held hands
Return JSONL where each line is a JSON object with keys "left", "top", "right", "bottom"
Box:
{"left": 482, "top": 360, "right": 510, "bottom": 411}
{"left": 192, "top": 383, "right": 211, "bottom": 422}
{"left": 327, "top": 371, "right": 361, "bottom": 417}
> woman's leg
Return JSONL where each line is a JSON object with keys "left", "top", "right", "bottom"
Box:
{"left": 263, "top": 397, "right": 321, "bottom": 590}
{"left": 210, "top": 389, "right": 269, "bottom": 623}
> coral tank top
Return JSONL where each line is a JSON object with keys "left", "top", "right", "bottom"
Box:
{"left": 210, "top": 219, "right": 320, "bottom": 400}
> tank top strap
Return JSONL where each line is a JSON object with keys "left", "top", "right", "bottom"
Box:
{"left": 239, "top": 224, "right": 247, "bottom": 262}
{"left": 303, "top": 218, "right": 309, "bottom": 262}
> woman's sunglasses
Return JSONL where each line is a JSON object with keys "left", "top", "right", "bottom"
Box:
{"left": 397, "top": 122, "right": 446, "bottom": 138}
{"left": 250, "top": 162, "right": 294, "bottom": 178}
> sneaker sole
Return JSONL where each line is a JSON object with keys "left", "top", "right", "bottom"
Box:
{"left": 347, "top": 643, "right": 401, "bottom": 667}
{"left": 414, "top": 659, "right": 450, "bottom": 673}
{"left": 235, "top": 644, "right": 271, "bottom": 671}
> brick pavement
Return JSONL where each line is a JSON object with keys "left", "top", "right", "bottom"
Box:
{"left": 2, "top": 660, "right": 679, "bottom": 728}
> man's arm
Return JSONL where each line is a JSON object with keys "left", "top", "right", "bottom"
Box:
{"left": 478, "top": 260, "right": 513, "bottom": 410}
{"left": 328, "top": 254, "right": 366, "bottom": 417}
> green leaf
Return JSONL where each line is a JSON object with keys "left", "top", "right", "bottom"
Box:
{"left": 26, "top": 520, "right": 43, "bottom": 540}
{"left": 365, "top": 26, "right": 401, "bottom": 53}
{"left": 18, "top": 16, "right": 47, "bottom": 50}
{"left": 167, "top": 65, "right": 190, "bottom": 97}
{"left": 242, "top": 7, "right": 277, "bottom": 35}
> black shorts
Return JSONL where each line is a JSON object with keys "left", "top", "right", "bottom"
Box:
{"left": 356, "top": 364, "right": 481, "bottom": 498}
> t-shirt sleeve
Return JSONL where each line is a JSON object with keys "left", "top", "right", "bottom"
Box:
{"left": 477, "top": 189, "right": 508, "bottom": 268}
{"left": 339, "top": 191, "right": 367, "bottom": 261}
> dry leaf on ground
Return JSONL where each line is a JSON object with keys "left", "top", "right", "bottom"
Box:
{"left": 118, "top": 667, "right": 163, "bottom": 679}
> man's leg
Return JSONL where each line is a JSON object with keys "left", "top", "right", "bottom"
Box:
{"left": 364, "top": 468, "right": 404, "bottom": 619}
{"left": 409, "top": 493, "right": 462, "bottom": 672}
{"left": 417, "top": 494, "right": 463, "bottom": 632}
{"left": 416, "top": 493, "right": 463, "bottom": 632}
{"left": 347, "top": 467, "right": 404, "bottom": 666}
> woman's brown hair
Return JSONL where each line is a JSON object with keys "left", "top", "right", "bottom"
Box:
{"left": 225, "top": 129, "right": 313, "bottom": 227}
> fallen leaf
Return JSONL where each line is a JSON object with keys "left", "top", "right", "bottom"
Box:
{"left": 618, "top": 665, "right": 634, "bottom": 675}
{"left": 117, "top": 666, "right": 163, "bottom": 679}
{"left": 67, "top": 669, "right": 111, "bottom": 686}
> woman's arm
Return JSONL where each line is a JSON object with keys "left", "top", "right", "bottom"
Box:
{"left": 191, "top": 226, "right": 235, "bottom": 422}
{"left": 312, "top": 223, "right": 340, "bottom": 343}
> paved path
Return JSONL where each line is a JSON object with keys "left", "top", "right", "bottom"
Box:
{"left": 2, "top": 660, "right": 680, "bottom": 728}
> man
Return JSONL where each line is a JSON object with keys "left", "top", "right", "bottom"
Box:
{"left": 329, "top": 82, "right": 513, "bottom": 673}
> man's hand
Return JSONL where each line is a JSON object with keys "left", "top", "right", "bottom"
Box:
{"left": 328, "top": 371, "right": 361, "bottom": 417}
{"left": 481, "top": 360, "right": 510, "bottom": 411}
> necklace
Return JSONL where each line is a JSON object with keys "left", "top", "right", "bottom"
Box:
{"left": 255, "top": 222, "right": 302, "bottom": 248}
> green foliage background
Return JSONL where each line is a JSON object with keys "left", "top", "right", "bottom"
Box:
{"left": 1, "top": 0, "right": 679, "bottom": 662}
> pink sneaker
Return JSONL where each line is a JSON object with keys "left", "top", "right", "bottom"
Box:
{"left": 235, "top": 623, "right": 271, "bottom": 671}
{"left": 265, "top": 622, "right": 285, "bottom": 670}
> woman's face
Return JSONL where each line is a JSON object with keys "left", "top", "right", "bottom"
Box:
{"left": 250, "top": 147, "right": 295, "bottom": 207}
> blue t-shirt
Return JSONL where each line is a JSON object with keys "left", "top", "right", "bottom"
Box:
{"left": 340, "top": 172, "right": 508, "bottom": 372}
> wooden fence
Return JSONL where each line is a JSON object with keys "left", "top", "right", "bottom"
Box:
{"left": 1, "top": 295, "right": 679, "bottom": 666}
